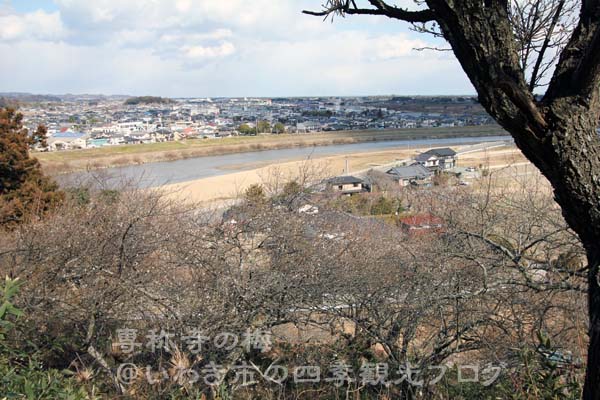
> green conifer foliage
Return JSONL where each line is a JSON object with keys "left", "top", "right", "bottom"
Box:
{"left": 0, "top": 108, "right": 63, "bottom": 227}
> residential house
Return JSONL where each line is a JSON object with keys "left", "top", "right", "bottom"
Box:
{"left": 45, "top": 131, "right": 88, "bottom": 151}
{"left": 91, "top": 124, "right": 119, "bottom": 135}
{"left": 415, "top": 147, "right": 457, "bottom": 171}
{"left": 87, "top": 138, "right": 109, "bottom": 148}
{"left": 154, "top": 128, "right": 174, "bottom": 141}
{"left": 108, "top": 135, "right": 126, "bottom": 145}
{"left": 326, "top": 176, "right": 369, "bottom": 195}
{"left": 170, "top": 120, "right": 194, "bottom": 133}
{"left": 448, "top": 166, "right": 481, "bottom": 180}
{"left": 200, "top": 125, "right": 218, "bottom": 138}
{"left": 296, "top": 121, "right": 322, "bottom": 133}
{"left": 386, "top": 164, "right": 433, "bottom": 187}
{"left": 117, "top": 121, "right": 146, "bottom": 134}
{"left": 126, "top": 131, "right": 154, "bottom": 144}
{"left": 181, "top": 127, "right": 199, "bottom": 138}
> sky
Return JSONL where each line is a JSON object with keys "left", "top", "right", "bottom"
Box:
{"left": 0, "top": 0, "right": 476, "bottom": 97}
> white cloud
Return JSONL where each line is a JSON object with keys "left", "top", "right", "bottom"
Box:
{"left": 158, "top": 30, "right": 233, "bottom": 45}
{"left": 370, "top": 34, "right": 426, "bottom": 60}
{"left": 175, "top": 0, "right": 193, "bottom": 13}
{"left": 53, "top": 0, "right": 332, "bottom": 43}
{"left": 182, "top": 42, "right": 235, "bottom": 60}
{"left": 0, "top": 0, "right": 475, "bottom": 96}
{"left": 0, "top": 10, "right": 66, "bottom": 41}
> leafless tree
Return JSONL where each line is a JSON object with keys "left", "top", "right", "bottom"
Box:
{"left": 303, "top": 1, "right": 600, "bottom": 396}
{"left": 215, "top": 169, "right": 584, "bottom": 397}
{"left": 0, "top": 159, "right": 590, "bottom": 398}
{"left": 509, "top": 0, "right": 580, "bottom": 91}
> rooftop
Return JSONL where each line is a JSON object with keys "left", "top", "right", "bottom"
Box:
{"left": 327, "top": 175, "right": 364, "bottom": 185}
{"left": 416, "top": 147, "right": 457, "bottom": 161}
{"left": 387, "top": 163, "right": 432, "bottom": 179}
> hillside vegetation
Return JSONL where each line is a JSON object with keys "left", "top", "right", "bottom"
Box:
{"left": 124, "top": 96, "right": 176, "bottom": 105}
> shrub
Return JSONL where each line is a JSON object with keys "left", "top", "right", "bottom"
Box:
{"left": 0, "top": 277, "right": 23, "bottom": 342}
{"left": 65, "top": 187, "right": 91, "bottom": 206}
{"left": 0, "top": 359, "right": 96, "bottom": 400}
{"left": 0, "top": 277, "right": 96, "bottom": 399}
{"left": 244, "top": 184, "right": 267, "bottom": 205}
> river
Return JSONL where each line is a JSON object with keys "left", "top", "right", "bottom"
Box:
{"left": 59, "top": 135, "right": 512, "bottom": 188}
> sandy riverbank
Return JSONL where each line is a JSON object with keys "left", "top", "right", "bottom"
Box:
{"left": 162, "top": 144, "right": 527, "bottom": 206}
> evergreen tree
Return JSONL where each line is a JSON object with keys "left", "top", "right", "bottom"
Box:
{"left": 0, "top": 108, "right": 63, "bottom": 227}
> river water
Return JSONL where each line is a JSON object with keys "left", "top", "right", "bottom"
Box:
{"left": 59, "top": 135, "right": 512, "bottom": 188}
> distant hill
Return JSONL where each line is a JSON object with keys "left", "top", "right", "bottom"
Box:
{"left": 0, "top": 92, "right": 62, "bottom": 103}
{"left": 124, "top": 96, "right": 176, "bottom": 105}
{"left": 0, "top": 92, "right": 133, "bottom": 103}
{"left": 0, "top": 97, "right": 20, "bottom": 108}
{"left": 60, "top": 93, "right": 130, "bottom": 102}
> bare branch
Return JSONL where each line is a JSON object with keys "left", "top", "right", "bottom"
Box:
{"left": 528, "top": 0, "right": 567, "bottom": 91}
{"left": 303, "top": 0, "right": 435, "bottom": 23}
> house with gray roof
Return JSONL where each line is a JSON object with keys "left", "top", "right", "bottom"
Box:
{"left": 326, "top": 175, "right": 369, "bottom": 195}
{"left": 415, "top": 147, "right": 457, "bottom": 171}
{"left": 386, "top": 164, "right": 433, "bottom": 187}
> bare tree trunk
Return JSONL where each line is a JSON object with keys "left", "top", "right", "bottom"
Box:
{"left": 585, "top": 247, "right": 600, "bottom": 399}
{"left": 513, "top": 107, "right": 600, "bottom": 400}
{"left": 305, "top": 0, "right": 600, "bottom": 394}
{"left": 428, "top": 4, "right": 600, "bottom": 393}
{"left": 502, "top": 110, "right": 600, "bottom": 399}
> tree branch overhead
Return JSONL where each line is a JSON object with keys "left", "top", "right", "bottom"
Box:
{"left": 304, "top": 1, "right": 600, "bottom": 397}
{"left": 302, "top": 0, "right": 435, "bottom": 22}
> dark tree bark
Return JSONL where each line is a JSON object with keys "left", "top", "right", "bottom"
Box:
{"left": 305, "top": 1, "right": 600, "bottom": 397}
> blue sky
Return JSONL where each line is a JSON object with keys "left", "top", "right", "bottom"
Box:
{"left": 10, "top": 0, "right": 57, "bottom": 12}
{"left": 0, "top": 0, "right": 475, "bottom": 97}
